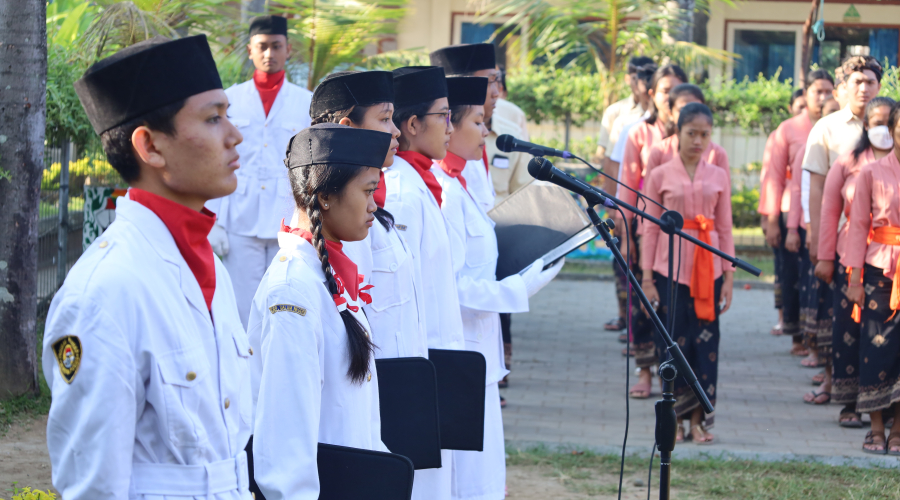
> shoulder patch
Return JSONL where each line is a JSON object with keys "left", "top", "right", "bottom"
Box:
{"left": 52, "top": 336, "right": 82, "bottom": 384}
{"left": 269, "top": 304, "right": 307, "bottom": 316}
{"left": 396, "top": 224, "right": 407, "bottom": 231}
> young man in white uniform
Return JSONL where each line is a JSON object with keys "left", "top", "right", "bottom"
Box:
{"left": 45, "top": 35, "right": 252, "bottom": 499}
{"left": 206, "top": 15, "right": 313, "bottom": 327}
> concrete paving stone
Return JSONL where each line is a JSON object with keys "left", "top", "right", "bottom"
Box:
{"left": 501, "top": 280, "right": 881, "bottom": 461}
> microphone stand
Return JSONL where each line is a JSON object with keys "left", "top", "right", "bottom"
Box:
{"left": 581, "top": 192, "right": 760, "bottom": 500}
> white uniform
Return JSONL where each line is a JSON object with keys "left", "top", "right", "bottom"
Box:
{"left": 433, "top": 167, "right": 530, "bottom": 500}
{"left": 206, "top": 78, "right": 313, "bottom": 327}
{"left": 248, "top": 230, "right": 387, "bottom": 500}
{"left": 461, "top": 159, "right": 495, "bottom": 212}
{"left": 43, "top": 196, "right": 252, "bottom": 500}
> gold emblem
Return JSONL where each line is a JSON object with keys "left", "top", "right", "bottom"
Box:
{"left": 269, "top": 304, "right": 307, "bottom": 316}
{"left": 52, "top": 336, "right": 82, "bottom": 384}
{"left": 396, "top": 224, "right": 407, "bottom": 231}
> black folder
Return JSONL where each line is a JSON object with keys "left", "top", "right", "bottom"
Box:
{"left": 489, "top": 180, "right": 593, "bottom": 279}
{"left": 427, "top": 349, "right": 487, "bottom": 451}
{"left": 375, "top": 357, "right": 443, "bottom": 470}
{"left": 317, "top": 443, "right": 415, "bottom": 500}
{"left": 245, "top": 439, "right": 415, "bottom": 500}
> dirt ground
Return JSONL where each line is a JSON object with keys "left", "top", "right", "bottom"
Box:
{"left": 1, "top": 417, "right": 657, "bottom": 499}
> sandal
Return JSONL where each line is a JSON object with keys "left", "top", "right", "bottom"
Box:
{"left": 618, "top": 333, "right": 628, "bottom": 344}
{"left": 862, "top": 430, "right": 887, "bottom": 454}
{"left": 499, "top": 395, "right": 507, "bottom": 409}
{"left": 801, "top": 355, "right": 825, "bottom": 368}
{"left": 790, "top": 344, "right": 809, "bottom": 357}
{"left": 887, "top": 432, "right": 900, "bottom": 456}
{"left": 605, "top": 317, "right": 626, "bottom": 331}
{"left": 629, "top": 381, "right": 652, "bottom": 399}
{"left": 803, "top": 389, "right": 831, "bottom": 405}
{"left": 622, "top": 347, "right": 634, "bottom": 357}
{"left": 675, "top": 425, "right": 685, "bottom": 443}
{"left": 838, "top": 411, "right": 863, "bottom": 428}
{"left": 689, "top": 424, "right": 715, "bottom": 445}
{"left": 771, "top": 323, "right": 783, "bottom": 336}
{"left": 811, "top": 371, "right": 826, "bottom": 385}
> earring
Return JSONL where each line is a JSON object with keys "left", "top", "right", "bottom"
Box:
{"left": 324, "top": 203, "right": 328, "bottom": 207}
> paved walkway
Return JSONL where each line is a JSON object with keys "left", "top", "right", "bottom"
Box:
{"left": 501, "top": 279, "right": 900, "bottom": 465}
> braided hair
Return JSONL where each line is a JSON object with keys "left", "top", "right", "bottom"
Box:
{"left": 314, "top": 102, "right": 396, "bottom": 230}
{"left": 289, "top": 163, "right": 376, "bottom": 384}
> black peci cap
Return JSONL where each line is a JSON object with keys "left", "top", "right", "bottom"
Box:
{"left": 284, "top": 123, "right": 392, "bottom": 170}
{"left": 74, "top": 35, "right": 222, "bottom": 135}
{"left": 311, "top": 71, "right": 394, "bottom": 118}
{"left": 249, "top": 15, "right": 288, "bottom": 37}
{"left": 392, "top": 66, "right": 448, "bottom": 107}
{"left": 446, "top": 77, "right": 488, "bottom": 107}
{"left": 429, "top": 44, "right": 496, "bottom": 75}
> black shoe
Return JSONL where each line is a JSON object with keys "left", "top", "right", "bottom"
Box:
{"left": 500, "top": 395, "right": 507, "bottom": 409}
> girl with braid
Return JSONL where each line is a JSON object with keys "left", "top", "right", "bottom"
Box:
{"left": 248, "top": 123, "right": 393, "bottom": 498}
{"left": 309, "top": 70, "right": 451, "bottom": 500}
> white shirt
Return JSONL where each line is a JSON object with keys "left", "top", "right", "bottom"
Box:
{"left": 433, "top": 166, "right": 529, "bottom": 384}
{"left": 43, "top": 196, "right": 252, "bottom": 500}
{"left": 383, "top": 156, "right": 466, "bottom": 351}
{"left": 462, "top": 158, "right": 496, "bottom": 212}
{"left": 207, "top": 78, "right": 313, "bottom": 239}
{"left": 248, "top": 231, "right": 386, "bottom": 500}
{"left": 610, "top": 110, "right": 651, "bottom": 164}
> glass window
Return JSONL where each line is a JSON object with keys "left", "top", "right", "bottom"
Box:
{"left": 461, "top": 22, "right": 499, "bottom": 44}
{"left": 733, "top": 30, "right": 796, "bottom": 82}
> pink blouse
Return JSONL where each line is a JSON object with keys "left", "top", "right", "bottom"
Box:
{"left": 641, "top": 157, "right": 736, "bottom": 286}
{"left": 817, "top": 148, "right": 874, "bottom": 263}
{"left": 845, "top": 152, "right": 900, "bottom": 278}
{"left": 645, "top": 135, "right": 731, "bottom": 181}
{"left": 619, "top": 119, "right": 667, "bottom": 221}
{"left": 759, "top": 112, "right": 814, "bottom": 228}
{"left": 757, "top": 132, "right": 776, "bottom": 215}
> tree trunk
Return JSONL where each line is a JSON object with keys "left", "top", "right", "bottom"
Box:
{"left": 673, "top": 0, "right": 696, "bottom": 43}
{"left": 0, "top": 0, "right": 47, "bottom": 398}
{"left": 800, "top": 0, "right": 819, "bottom": 87}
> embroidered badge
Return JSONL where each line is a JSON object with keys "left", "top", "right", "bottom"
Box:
{"left": 396, "top": 224, "right": 407, "bottom": 231}
{"left": 52, "top": 336, "right": 82, "bottom": 384}
{"left": 269, "top": 304, "right": 307, "bottom": 316}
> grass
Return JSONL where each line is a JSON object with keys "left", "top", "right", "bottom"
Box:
{"left": 506, "top": 445, "right": 900, "bottom": 499}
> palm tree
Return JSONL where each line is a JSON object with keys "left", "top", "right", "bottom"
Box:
{"left": 0, "top": 0, "right": 47, "bottom": 399}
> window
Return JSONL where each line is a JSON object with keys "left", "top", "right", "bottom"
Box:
{"left": 812, "top": 27, "right": 899, "bottom": 75}
{"left": 733, "top": 30, "right": 796, "bottom": 82}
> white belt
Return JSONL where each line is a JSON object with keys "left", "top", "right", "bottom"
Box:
{"left": 132, "top": 450, "right": 249, "bottom": 497}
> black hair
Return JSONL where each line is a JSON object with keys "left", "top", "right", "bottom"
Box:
{"left": 313, "top": 101, "right": 396, "bottom": 230}
{"left": 676, "top": 102, "right": 713, "bottom": 131}
{"left": 634, "top": 65, "right": 656, "bottom": 89}
{"left": 841, "top": 55, "right": 884, "bottom": 83}
{"left": 645, "top": 64, "right": 688, "bottom": 126}
{"left": 668, "top": 83, "right": 705, "bottom": 109}
{"left": 392, "top": 100, "right": 436, "bottom": 130}
{"left": 450, "top": 104, "right": 476, "bottom": 127}
{"left": 627, "top": 56, "right": 655, "bottom": 74}
{"left": 790, "top": 88, "right": 805, "bottom": 107}
{"left": 289, "top": 164, "right": 377, "bottom": 384}
{"left": 805, "top": 69, "right": 835, "bottom": 90}
{"left": 99, "top": 99, "right": 186, "bottom": 183}
{"left": 853, "top": 97, "right": 897, "bottom": 159}
{"left": 890, "top": 101, "right": 900, "bottom": 137}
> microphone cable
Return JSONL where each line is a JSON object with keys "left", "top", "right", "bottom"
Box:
{"left": 613, "top": 204, "right": 632, "bottom": 500}
{"left": 570, "top": 154, "right": 667, "bottom": 213}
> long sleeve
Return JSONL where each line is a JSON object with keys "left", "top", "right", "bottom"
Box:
{"left": 787, "top": 162, "right": 804, "bottom": 229}
{"left": 760, "top": 127, "right": 789, "bottom": 216}
{"left": 43, "top": 296, "right": 137, "bottom": 500}
{"left": 817, "top": 159, "right": 847, "bottom": 261}
{"left": 456, "top": 273, "right": 529, "bottom": 314}
{"left": 709, "top": 143, "right": 731, "bottom": 183}
{"left": 714, "top": 171, "right": 736, "bottom": 269}
{"left": 640, "top": 169, "right": 664, "bottom": 274}
{"left": 253, "top": 284, "right": 323, "bottom": 500}
{"left": 845, "top": 167, "right": 873, "bottom": 270}
{"left": 619, "top": 128, "right": 643, "bottom": 221}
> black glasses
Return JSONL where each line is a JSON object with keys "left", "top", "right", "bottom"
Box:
{"left": 421, "top": 110, "right": 452, "bottom": 127}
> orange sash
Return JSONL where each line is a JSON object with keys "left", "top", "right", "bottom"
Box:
{"left": 871, "top": 226, "right": 900, "bottom": 316}
{"left": 683, "top": 214, "right": 716, "bottom": 322}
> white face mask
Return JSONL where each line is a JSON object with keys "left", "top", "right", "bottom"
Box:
{"left": 868, "top": 125, "right": 894, "bottom": 150}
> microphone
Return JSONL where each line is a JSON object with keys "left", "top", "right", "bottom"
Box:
{"left": 528, "top": 157, "right": 616, "bottom": 208}
{"left": 496, "top": 134, "right": 573, "bottom": 159}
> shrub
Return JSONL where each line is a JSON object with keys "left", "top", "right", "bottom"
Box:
{"left": 505, "top": 65, "right": 610, "bottom": 127}
{"left": 0, "top": 486, "right": 57, "bottom": 500}
{"left": 703, "top": 71, "right": 795, "bottom": 136}
{"left": 731, "top": 186, "right": 760, "bottom": 228}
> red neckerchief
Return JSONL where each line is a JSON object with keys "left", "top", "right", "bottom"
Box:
{"left": 397, "top": 150, "right": 443, "bottom": 206}
{"left": 253, "top": 69, "right": 285, "bottom": 117}
{"left": 482, "top": 147, "right": 490, "bottom": 174}
{"left": 438, "top": 151, "right": 468, "bottom": 192}
{"left": 129, "top": 188, "right": 217, "bottom": 311}
{"left": 374, "top": 170, "right": 386, "bottom": 208}
{"left": 280, "top": 221, "right": 373, "bottom": 312}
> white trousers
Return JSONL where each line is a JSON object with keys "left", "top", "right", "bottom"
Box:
{"left": 451, "top": 382, "right": 505, "bottom": 500}
{"left": 412, "top": 449, "right": 453, "bottom": 500}
{"left": 223, "top": 232, "right": 280, "bottom": 328}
